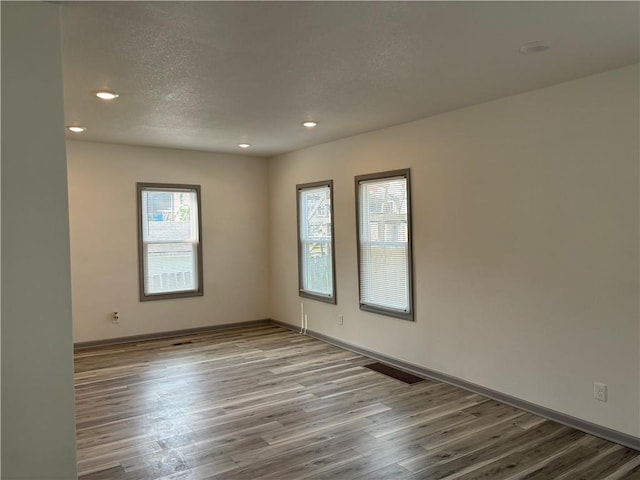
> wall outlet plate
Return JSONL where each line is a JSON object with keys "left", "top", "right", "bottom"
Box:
{"left": 593, "top": 382, "right": 607, "bottom": 402}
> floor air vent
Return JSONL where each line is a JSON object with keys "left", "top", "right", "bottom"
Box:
{"left": 364, "top": 362, "right": 424, "bottom": 384}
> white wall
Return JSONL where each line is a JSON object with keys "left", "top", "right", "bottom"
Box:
{"left": 67, "top": 141, "right": 269, "bottom": 342}
{"left": 268, "top": 65, "right": 640, "bottom": 437}
{"left": 1, "top": 2, "right": 78, "bottom": 478}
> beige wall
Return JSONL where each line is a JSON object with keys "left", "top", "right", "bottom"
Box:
{"left": 1, "top": 2, "right": 78, "bottom": 478}
{"left": 67, "top": 141, "right": 269, "bottom": 342}
{"left": 268, "top": 65, "right": 640, "bottom": 437}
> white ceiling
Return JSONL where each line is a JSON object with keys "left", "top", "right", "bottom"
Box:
{"left": 60, "top": 1, "right": 639, "bottom": 157}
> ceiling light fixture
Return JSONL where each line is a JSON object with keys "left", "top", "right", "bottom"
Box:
{"left": 302, "top": 121, "right": 318, "bottom": 128}
{"left": 95, "top": 91, "right": 119, "bottom": 100}
{"left": 519, "top": 40, "right": 551, "bottom": 54}
{"left": 238, "top": 143, "right": 251, "bottom": 148}
{"left": 66, "top": 126, "right": 87, "bottom": 133}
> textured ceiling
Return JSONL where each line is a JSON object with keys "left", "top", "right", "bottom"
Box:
{"left": 60, "top": 1, "right": 639, "bottom": 157}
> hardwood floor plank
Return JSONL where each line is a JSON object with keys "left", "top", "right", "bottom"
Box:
{"left": 511, "top": 445, "right": 609, "bottom": 480}
{"left": 261, "top": 402, "right": 390, "bottom": 445}
{"left": 352, "top": 462, "right": 413, "bottom": 480}
{"left": 552, "top": 445, "right": 640, "bottom": 480}
{"left": 250, "top": 447, "right": 363, "bottom": 480}
{"left": 230, "top": 420, "right": 372, "bottom": 466}
{"left": 314, "top": 442, "right": 427, "bottom": 480}
{"left": 216, "top": 433, "right": 368, "bottom": 479}
{"left": 450, "top": 428, "right": 586, "bottom": 479}
{"left": 398, "top": 419, "right": 559, "bottom": 475}
{"left": 551, "top": 444, "right": 623, "bottom": 480}
{"left": 370, "top": 405, "right": 526, "bottom": 460}
{"left": 75, "top": 325, "right": 639, "bottom": 480}
{"left": 618, "top": 462, "right": 640, "bottom": 480}
{"left": 366, "top": 395, "right": 483, "bottom": 439}
{"left": 78, "top": 465, "right": 128, "bottom": 480}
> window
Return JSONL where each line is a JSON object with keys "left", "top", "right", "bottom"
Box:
{"left": 297, "top": 180, "right": 336, "bottom": 303}
{"left": 355, "top": 169, "right": 413, "bottom": 320}
{"left": 137, "top": 183, "right": 203, "bottom": 301}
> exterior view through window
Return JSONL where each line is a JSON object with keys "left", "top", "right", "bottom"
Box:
{"left": 297, "top": 180, "right": 336, "bottom": 303}
{"left": 356, "top": 169, "right": 413, "bottom": 320}
{"left": 137, "top": 183, "right": 203, "bottom": 301}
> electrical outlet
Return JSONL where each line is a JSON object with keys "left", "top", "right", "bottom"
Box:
{"left": 112, "top": 311, "right": 120, "bottom": 324}
{"left": 593, "top": 382, "right": 607, "bottom": 402}
{"left": 338, "top": 314, "right": 344, "bottom": 325}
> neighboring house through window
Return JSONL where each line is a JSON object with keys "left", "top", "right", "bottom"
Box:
{"left": 137, "top": 183, "right": 203, "bottom": 301}
{"left": 297, "top": 180, "right": 336, "bottom": 304}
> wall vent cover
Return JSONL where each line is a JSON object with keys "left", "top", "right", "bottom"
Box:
{"left": 364, "top": 362, "right": 424, "bottom": 384}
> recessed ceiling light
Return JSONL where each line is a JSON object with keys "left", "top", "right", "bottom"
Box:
{"left": 66, "top": 126, "right": 87, "bottom": 133}
{"left": 519, "top": 41, "right": 551, "bottom": 54}
{"left": 303, "top": 121, "right": 318, "bottom": 128}
{"left": 238, "top": 143, "right": 251, "bottom": 148}
{"left": 95, "top": 91, "right": 119, "bottom": 100}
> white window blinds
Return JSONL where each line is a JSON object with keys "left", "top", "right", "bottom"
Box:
{"left": 357, "top": 171, "right": 413, "bottom": 319}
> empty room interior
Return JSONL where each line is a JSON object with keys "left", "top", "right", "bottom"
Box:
{"left": 2, "top": 1, "right": 640, "bottom": 479}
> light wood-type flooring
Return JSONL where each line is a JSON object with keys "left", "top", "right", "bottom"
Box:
{"left": 75, "top": 324, "right": 640, "bottom": 479}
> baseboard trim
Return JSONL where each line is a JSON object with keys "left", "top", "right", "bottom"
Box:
{"left": 270, "top": 319, "right": 640, "bottom": 451}
{"left": 73, "top": 319, "right": 272, "bottom": 350}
